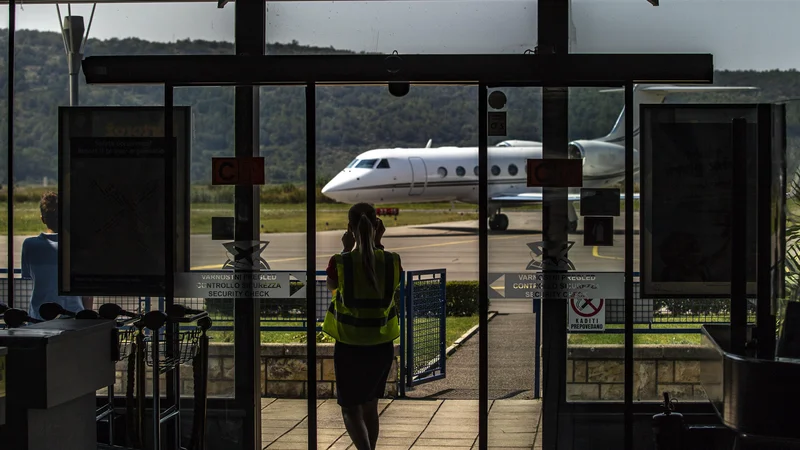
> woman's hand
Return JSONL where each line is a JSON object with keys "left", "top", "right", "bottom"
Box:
{"left": 375, "top": 218, "right": 386, "bottom": 246}
{"left": 342, "top": 230, "right": 355, "bottom": 252}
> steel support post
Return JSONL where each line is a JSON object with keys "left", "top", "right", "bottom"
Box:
{"left": 538, "top": 1, "right": 570, "bottom": 449}
{"left": 233, "top": 1, "right": 265, "bottom": 449}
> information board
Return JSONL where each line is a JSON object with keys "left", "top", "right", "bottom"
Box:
{"left": 175, "top": 271, "right": 291, "bottom": 299}
{"left": 58, "top": 107, "right": 191, "bottom": 296}
{"left": 489, "top": 272, "right": 623, "bottom": 299}
{"left": 640, "top": 105, "right": 767, "bottom": 298}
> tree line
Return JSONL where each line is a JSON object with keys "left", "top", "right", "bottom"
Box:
{"left": 0, "top": 29, "right": 799, "bottom": 186}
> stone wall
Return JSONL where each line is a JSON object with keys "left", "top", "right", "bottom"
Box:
{"left": 567, "top": 344, "right": 715, "bottom": 402}
{"left": 110, "top": 343, "right": 400, "bottom": 399}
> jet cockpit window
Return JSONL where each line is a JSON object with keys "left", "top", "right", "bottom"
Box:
{"left": 356, "top": 159, "right": 379, "bottom": 169}
{"left": 377, "top": 159, "right": 390, "bottom": 169}
{"left": 496, "top": 141, "right": 511, "bottom": 147}
{"left": 346, "top": 159, "right": 359, "bottom": 168}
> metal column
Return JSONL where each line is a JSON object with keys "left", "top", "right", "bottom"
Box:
{"left": 538, "top": 1, "right": 570, "bottom": 449}
{"left": 232, "top": 1, "right": 265, "bottom": 449}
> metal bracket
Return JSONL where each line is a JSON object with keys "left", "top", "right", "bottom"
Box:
{"left": 385, "top": 50, "right": 403, "bottom": 75}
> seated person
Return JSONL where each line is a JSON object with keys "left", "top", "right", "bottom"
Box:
{"left": 22, "top": 191, "right": 92, "bottom": 320}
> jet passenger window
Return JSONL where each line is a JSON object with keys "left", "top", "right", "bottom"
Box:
{"left": 377, "top": 159, "right": 390, "bottom": 169}
{"left": 491, "top": 165, "right": 501, "bottom": 176}
{"left": 456, "top": 166, "right": 466, "bottom": 177}
{"left": 438, "top": 167, "right": 448, "bottom": 177}
{"left": 508, "top": 164, "right": 518, "bottom": 176}
{"left": 356, "top": 159, "right": 378, "bottom": 168}
{"left": 474, "top": 166, "right": 479, "bottom": 176}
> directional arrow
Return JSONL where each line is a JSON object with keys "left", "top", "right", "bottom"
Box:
{"left": 489, "top": 273, "right": 506, "bottom": 298}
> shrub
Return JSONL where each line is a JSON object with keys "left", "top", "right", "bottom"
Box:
{"left": 445, "top": 281, "right": 481, "bottom": 316}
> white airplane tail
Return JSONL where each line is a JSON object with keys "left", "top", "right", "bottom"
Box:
{"left": 600, "top": 84, "right": 760, "bottom": 147}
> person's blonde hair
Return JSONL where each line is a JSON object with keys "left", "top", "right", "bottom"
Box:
{"left": 348, "top": 203, "right": 379, "bottom": 293}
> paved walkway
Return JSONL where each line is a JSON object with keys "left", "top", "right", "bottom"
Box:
{"left": 261, "top": 398, "right": 542, "bottom": 449}
{"left": 403, "top": 313, "right": 539, "bottom": 400}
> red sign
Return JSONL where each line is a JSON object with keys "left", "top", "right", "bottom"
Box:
{"left": 570, "top": 298, "right": 604, "bottom": 317}
{"left": 212, "top": 157, "right": 265, "bottom": 185}
{"left": 376, "top": 208, "right": 399, "bottom": 216}
{"left": 527, "top": 159, "right": 583, "bottom": 188}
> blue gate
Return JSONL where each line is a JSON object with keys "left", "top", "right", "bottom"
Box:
{"left": 400, "top": 269, "right": 447, "bottom": 391}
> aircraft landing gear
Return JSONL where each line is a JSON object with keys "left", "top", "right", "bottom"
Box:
{"left": 489, "top": 213, "right": 509, "bottom": 231}
{"left": 568, "top": 220, "right": 578, "bottom": 233}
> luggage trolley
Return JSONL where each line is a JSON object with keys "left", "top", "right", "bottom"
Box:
{"left": 32, "top": 302, "right": 212, "bottom": 450}
{"left": 138, "top": 304, "right": 212, "bottom": 450}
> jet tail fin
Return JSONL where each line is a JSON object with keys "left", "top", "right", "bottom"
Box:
{"left": 426, "top": 139, "right": 433, "bottom": 148}
{"left": 601, "top": 84, "right": 759, "bottom": 144}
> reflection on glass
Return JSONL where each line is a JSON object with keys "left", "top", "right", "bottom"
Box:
{"left": 565, "top": 87, "right": 627, "bottom": 403}
{"left": 486, "top": 86, "right": 542, "bottom": 448}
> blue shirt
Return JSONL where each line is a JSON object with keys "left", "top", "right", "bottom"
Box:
{"left": 21, "top": 233, "right": 85, "bottom": 321}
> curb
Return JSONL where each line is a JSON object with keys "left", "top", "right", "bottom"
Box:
{"left": 445, "top": 311, "right": 498, "bottom": 357}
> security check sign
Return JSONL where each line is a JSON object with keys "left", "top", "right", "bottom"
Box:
{"left": 491, "top": 272, "right": 623, "bottom": 299}
{"left": 175, "top": 272, "right": 290, "bottom": 299}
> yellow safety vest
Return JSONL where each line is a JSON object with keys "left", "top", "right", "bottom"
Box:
{"left": 322, "top": 249, "right": 401, "bottom": 345}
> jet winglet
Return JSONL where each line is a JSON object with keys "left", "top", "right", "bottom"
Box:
{"left": 426, "top": 139, "right": 433, "bottom": 148}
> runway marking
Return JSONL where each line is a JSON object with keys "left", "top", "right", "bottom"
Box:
{"left": 592, "top": 246, "right": 623, "bottom": 261}
{"left": 189, "top": 234, "right": 523, "bottom": 270}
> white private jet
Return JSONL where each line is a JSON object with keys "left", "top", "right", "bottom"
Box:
{"left": 321, "top": 84, "right": 758, "bottom": 231}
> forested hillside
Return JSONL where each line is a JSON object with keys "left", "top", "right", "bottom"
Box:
{"left": 0, "top": 29, "right": 799, "bottom": 185}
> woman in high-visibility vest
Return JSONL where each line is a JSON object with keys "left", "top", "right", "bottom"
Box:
{"left": 323, "top": 202, "right": 403, "bottom": 450}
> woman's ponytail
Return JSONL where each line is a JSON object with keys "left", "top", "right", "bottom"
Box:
{"left": 355, "top": 214, "right": 379, "bottom": 293}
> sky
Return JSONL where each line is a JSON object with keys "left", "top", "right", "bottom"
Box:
{"left": 0, "top": 0, "right": 798, "bottom": 70}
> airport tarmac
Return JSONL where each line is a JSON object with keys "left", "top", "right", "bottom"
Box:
{"left": 0, "top": 211, "right": 640, "bottom": 281}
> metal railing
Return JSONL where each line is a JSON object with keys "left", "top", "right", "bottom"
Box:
{"left": 0, "top": 269, "right": 750, "bottom": 334}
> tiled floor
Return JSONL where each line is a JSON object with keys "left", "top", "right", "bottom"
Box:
{"left": 261, "top": 398, "right": 542, "bottom": 449}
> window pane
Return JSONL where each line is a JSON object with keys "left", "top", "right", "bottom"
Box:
{"left": 356, "top": 159, "right": 378, "bottom": 168}
{"left": 267, "top": 0, "right": 536, "bottom": 55}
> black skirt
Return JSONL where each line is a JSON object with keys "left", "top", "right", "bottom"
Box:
{"left": 333, "top": 340, "right": 395, "bottom": 407}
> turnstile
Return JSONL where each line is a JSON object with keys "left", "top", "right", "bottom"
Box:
{"left": 0, "top": 319, "right": 116, "bottom": 450}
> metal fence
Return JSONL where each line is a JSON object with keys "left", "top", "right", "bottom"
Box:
{"left": 0, "top": 269, "right": 749, "bottom": 334}
{"left": 0, "top": 269, "right": 333, "bottom": 332}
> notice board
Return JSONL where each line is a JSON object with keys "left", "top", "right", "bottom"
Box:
{"left": 640, "top": 104, "right": 786, "bottom": 299}
{"left": 58, "top": 107, "right": 191, "bottom": 296}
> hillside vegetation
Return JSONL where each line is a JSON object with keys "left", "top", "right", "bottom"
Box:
{"left": 0, "top": 29, "right": 799, "bottom": 187}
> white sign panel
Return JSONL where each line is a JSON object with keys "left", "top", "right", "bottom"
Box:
{"left": 175, "top": 272, "right": 290, "bottom": 299}
{"left": 489, "top": 272, "right": 624, "bottom": 299}
{"left": 568, "top": 298, "right": 606, "bottom": 332}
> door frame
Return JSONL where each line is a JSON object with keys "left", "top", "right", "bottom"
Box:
{"left": 83, "top": 56, "right": 713, "bottom": 450}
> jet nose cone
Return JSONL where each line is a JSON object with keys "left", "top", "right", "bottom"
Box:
{"left": 321, "top": 174, "right": 350, "bottom": 202}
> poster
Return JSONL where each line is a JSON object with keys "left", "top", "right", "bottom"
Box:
{"left": 58, "top": 107, "right": 191, "bottom": 296}
{"left": 641, "top": 105, "right": 759, "bottom": 298}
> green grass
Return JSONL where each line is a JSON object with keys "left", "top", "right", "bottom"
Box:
{"left": 0, "top": 199, "right": 650, "bottom": 235}
{"left": 205, "top": 315, "right": 480, "bottom": 347}
{"left": 0, "top": 201, "right": 479, "bottom": 234}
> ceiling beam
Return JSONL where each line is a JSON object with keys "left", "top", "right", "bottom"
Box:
{"left": 82, "top": 53, "right": 714, "bottom": 86}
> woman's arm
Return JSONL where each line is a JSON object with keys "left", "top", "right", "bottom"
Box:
{"left": 325, "top": 255, "right": 338, "bottom": 292}
{"left": 82, "top": 296, "right": 94, "bottom": 310}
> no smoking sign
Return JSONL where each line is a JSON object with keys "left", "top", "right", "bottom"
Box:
{"left": 568, "top": 298, "right": 605, "bottom": 332}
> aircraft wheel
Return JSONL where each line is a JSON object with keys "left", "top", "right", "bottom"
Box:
{"left": 489, "top": 216, "right": 500, "bottom": 231}
{"left": 496, "top": 214, "right": 509, "bottom": 231}
{"left": 568, "top": 220, "right": 578, "bottom": 233}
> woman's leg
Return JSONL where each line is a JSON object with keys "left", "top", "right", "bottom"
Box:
{"left": 362, "top": 398, "right": 380, "bottom": 449}
{"left": 341, "top": 404, "right": 371, "bottom": 450}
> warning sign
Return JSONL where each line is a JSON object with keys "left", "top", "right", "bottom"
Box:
{"left": 568, "top": 298, "right": 605, "bottom": 332}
